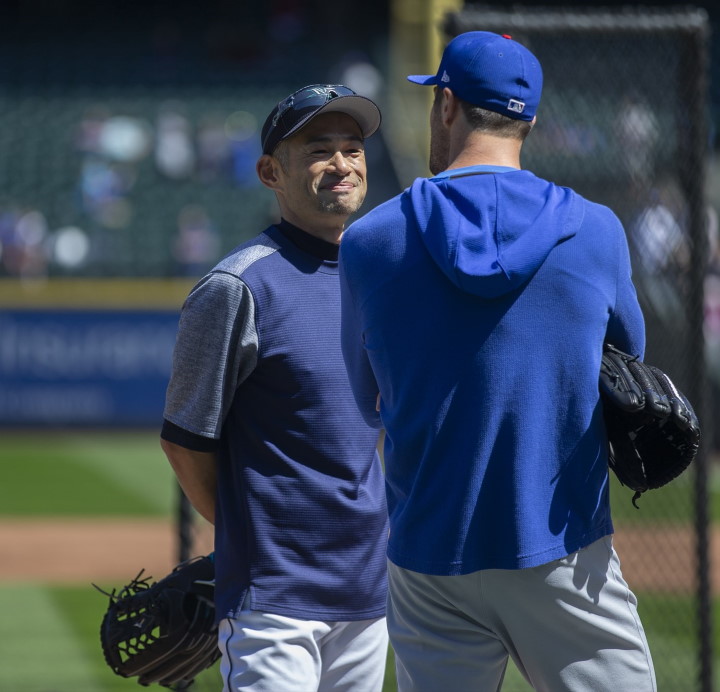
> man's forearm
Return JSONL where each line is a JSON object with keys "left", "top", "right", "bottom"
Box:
{"left": 160, "top": 439, "right": 217, "bottom": 525}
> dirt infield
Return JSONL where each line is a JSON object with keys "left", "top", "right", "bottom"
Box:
{"left": 0, "top": 518, "right": 717, "bottom": 593}
{"left": 0, "top": 518, "right": 214, "bottom": 585}
{"left": 613, "top": 527, "right": 720, "bottom": 593}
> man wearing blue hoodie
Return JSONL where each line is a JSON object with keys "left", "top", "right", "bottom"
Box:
{"left": 339, "top": 31, "right": 656, "bottom": 691}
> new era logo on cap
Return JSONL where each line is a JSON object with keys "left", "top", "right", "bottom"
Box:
{"left": 441, "top": 70, "right": 450, "bottom": 83}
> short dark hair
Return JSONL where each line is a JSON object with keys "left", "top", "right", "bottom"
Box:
{"left": 435, "top": 86, "right": 532, "bottom": 139}
{"left": 272, "top": 139, "right": 290, "bottom": 172}
{"left": 461, "top": 100, "right": 533, "bottom": 139}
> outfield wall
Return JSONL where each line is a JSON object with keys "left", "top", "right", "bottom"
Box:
{"left": 0, "top": 279, "right": 194, "bottom": 427}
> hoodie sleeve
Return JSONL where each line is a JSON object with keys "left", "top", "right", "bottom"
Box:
{"left": 339, "top": 240, "right": 382, "bottom": 429}
{"left": 605, "top": 214, "right": 646, "bottom": 359}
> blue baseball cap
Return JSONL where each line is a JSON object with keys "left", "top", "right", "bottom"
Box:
{"left": 408, "top": 31, "right": 543, "bottom": 122}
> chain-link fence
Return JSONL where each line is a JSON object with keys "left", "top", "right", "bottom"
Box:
{"left": 443, "top": 6, "right": 714, "bottom": 691}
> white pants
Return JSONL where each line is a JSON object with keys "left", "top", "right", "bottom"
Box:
{"left": 387, "top": 536, "right": 656, "bottom": 692}
{"left": 218, "top": 611, "right": 388, "bottom": 691}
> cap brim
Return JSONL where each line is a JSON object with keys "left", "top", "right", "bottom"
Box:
{"left": 407, "top": 74, "right": 438, "bottom": 85}
{"left": 285, "top": 95, "right": 381, "bottom": 143}
{"left": 312, "top": 95, "right": 381, "bottom": 138}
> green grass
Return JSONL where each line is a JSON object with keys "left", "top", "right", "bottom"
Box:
{"left": 610, "top": 468, "right": 696, "bottom": 524}
{"left": 0, "top": 431, "right": 176, "bottom": 517}
{"left": 0, "top": 431, "right": 717, "bottom": 690}
{"left": 608, "top": 451, "right": 720, "bottom": 525}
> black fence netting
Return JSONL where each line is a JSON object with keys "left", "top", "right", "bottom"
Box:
{"left": 444, "top": 6, "right": 714, "bottom": 692}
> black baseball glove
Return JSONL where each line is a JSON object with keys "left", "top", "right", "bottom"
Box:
{"left": 599, "top": 343, "right": 701, "bottom": 507}
{"left": 95, "top": 554, "right": 220, "bottom": 688}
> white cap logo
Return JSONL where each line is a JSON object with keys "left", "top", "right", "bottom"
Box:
{"left": 441, "top": 70, "right": 450, "bottom": 83}
{"left": 507, "top": 99, "right": 525, "bottom": 113}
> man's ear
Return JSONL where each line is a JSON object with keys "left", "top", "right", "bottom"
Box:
{"left": 256, "top": 154, "right": 283, "bottom": 191}
{"left": 440, "top": 87, "right": 460, "bottom": 128}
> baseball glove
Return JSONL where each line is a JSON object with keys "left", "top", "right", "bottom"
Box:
{"left": 95, "top": 554, "right": 220, "bottom": 688}
{"left": 599, "top": 343, "right": 701, "bottom": 507}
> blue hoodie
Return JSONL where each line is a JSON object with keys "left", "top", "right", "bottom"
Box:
{"left": 339, "top": 166, "right": 645, "bottom": 574}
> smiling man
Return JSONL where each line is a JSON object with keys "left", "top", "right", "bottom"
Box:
{"left": 160, "top": 85, "right": 389, "bottom": 692}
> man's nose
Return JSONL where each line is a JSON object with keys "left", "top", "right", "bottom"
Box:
{"left": 328, "top": 151, "right": 351, "bottom": 174}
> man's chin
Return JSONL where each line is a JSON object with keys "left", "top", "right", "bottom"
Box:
{"left": 318, "top": 196, "right": 365, "bottom": 216}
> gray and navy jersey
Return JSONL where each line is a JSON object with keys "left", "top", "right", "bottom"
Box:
{"left": 164, "top": 222, "right": 388, "bottom": 622}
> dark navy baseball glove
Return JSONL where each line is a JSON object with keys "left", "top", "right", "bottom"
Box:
{"left": 95, "top": 554, "right": 219, "bottom": 688}
{"left": 599, "top": 343, "right": 701, "bottom": 507}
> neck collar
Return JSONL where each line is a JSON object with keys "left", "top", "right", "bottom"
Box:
{"left": 276, "top": 218, "right": 339, "bottom": 261}
{"left": 430, "top": 164, "right": 519, "bottom": 181}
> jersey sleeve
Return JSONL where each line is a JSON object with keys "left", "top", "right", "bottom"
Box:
{"left": 164, "top": 271, "right": 259, "bottom": 439}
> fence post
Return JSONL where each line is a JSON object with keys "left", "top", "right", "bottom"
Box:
{"left": 177, "top": 482, "right": 193, "bottom": 564}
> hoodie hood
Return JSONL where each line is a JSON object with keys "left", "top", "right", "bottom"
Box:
{"left": 410, "top": 167, "right": 582, "bottom": 298}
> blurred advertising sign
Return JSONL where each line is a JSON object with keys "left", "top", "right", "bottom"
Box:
{"left": 0, "top": 309, "right": 179, "bottom": 427}
{"left": 0, "top": 280, "right": 194, "bottom": 427}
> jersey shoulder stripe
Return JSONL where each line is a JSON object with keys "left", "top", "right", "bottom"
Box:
{"left": 213, "top": 231, "right": 280, "bottom": 278}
